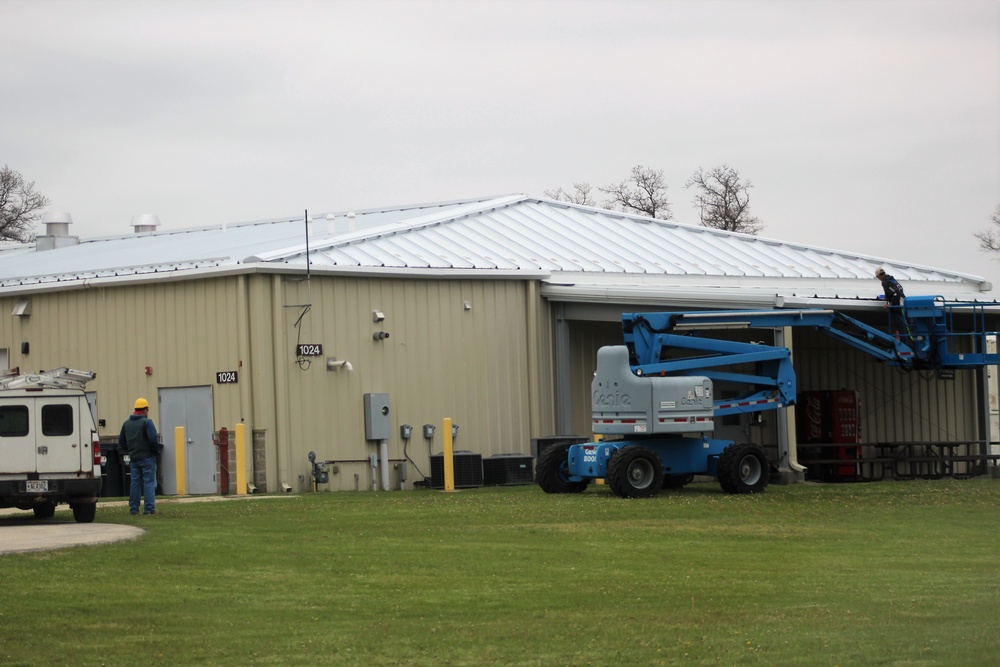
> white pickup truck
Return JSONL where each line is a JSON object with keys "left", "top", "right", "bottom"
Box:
{"left": 0, "top": 368, "right": 102, "bottom": 523}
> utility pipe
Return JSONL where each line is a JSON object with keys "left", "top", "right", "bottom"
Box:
{"left": 379, "top": 439, "right": 391, "bottom": 491}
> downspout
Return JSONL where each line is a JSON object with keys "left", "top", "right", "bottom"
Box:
{"left": 525, "top": 281, "right": 542, "bottom": 438}
{"left": 271, "top": 274, "right": 294, "bottom": 491}
{"left": 236, "top": 276, "right": 254, "bottom": 460}
{"left": 553, "top": 302, "right": 572, "bottom": 434}
{"left": 775, "top": 325, "right": 806, "bottom": 484}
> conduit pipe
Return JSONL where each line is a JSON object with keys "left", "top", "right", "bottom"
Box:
{"left": 379, "top": 439, "right": 391, "bottom": 491}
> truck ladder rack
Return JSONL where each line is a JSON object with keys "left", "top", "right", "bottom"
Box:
{"left": 0, "top": 367, "right": 96, "bottom": 390}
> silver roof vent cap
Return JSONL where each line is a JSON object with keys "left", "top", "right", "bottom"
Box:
{"left": 41, "top": 211, "right": 73, "bottom": 236}
{"left": 131, "top": 214, "right": 160, "bottom": 234}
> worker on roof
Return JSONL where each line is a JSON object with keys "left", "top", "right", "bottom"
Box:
{"left": 875, "top": 267, "right": 907, "bottom": 337}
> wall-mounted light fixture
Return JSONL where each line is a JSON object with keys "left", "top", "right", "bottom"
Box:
{"left": 463, "top": 300, "right": 472, "bottom": 311}
{"left": 326, "top": 358, "right": 353, "bottom": 371}
{"left": 372, "top": 310, "right": 385, "bottom": 323}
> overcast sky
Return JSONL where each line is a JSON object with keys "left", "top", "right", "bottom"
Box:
{"left": 3, "top": 0, "right": 999, "bottom": 284}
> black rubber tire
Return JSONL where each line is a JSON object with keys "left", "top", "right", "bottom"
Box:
{"left": 536, "top": 443, "right": 589, "bottom": 494}
{"left": 662, "top": 474, "right": 694, "bottom": 490}
{"left": 607, "top": 446, "right": 664, "bottom": 498}
{"left": 33, "top": 502, "right": 56, "bottom": 520}
{"left": 71, "top": 502, "right": 97, "bottom": 524}
{"left": 718, "top": 443, "right": 769, "bottom": 494}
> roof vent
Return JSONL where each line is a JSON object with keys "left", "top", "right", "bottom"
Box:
{"left": 131, "top": 214, "right": 160, "bottom": 235}
{"left": 36, "top": 211, "right": 80, "bottom": 251}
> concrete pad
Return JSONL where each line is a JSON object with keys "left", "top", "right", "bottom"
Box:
{"left": 0, "top": 494, "right": 297, "bottom": 554}
{"left": 0, "top": 520, "right": 144, "bottom": 555}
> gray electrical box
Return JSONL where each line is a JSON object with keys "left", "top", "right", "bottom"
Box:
{"left": 363, "top": 393, "right": 391, "bottom": 440}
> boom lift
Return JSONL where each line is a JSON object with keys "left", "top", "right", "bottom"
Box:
{"left": 537, "top": 296, "right": 1000, "bottom": 498}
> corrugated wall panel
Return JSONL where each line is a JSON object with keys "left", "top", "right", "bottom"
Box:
{"left": 271, "top": 275, "right": 543, "bottom": 491}
{"left": 559, "top": 320, "right": 981, "bottom": 446}
{"left": 0, "top": 279, "right": 244, "bottom": 440}
{"left": 568, "top": 321, "right": 622, "bottom": 436}
{"left": 794, "top": 328, "right": 978, "bottom": 442}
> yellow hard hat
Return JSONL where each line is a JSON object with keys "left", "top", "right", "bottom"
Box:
{"left": 134, "top": 398, "right": 150, "bottom": 410}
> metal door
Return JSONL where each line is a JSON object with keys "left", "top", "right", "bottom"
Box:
{"left": 159, "top": 386, "right": 215, "bottom": 495}
{"left": 34, "top": 395, "right": 86, "bottom": 474}
{"left": 0, "top": 398, "right": 35, "bottom": 472}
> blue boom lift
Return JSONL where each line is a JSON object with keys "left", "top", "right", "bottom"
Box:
{"left": 536, "top": 296, "right": 1000, "bottom": 498}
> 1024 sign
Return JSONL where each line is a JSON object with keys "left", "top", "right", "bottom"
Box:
{"left": 297, "top": 343, "right": 323, "bottom": 356}
{"left": 216, "top": 371, "right": 239, "bottom": 384}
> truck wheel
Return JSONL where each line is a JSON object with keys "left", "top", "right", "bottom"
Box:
{"left": 662, "top": 474, "right": 694, "bottom": 490}
{"left": 718, "top": 443, "right": 768, "bottom": 494}
{"left": 71, "top": 502, "right": 97, "bottom": 523}
{"left": 608, "top": 446, "right": 663, "bottom": 498}
{"left": 537, "top": 444, "right": 589, "bottom": 494}
{"left": 33, "top": 502, "right": 56, "bottom": 519}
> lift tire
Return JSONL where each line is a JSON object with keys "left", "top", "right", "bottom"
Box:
{"left": 662, "top": 474, "right": 694, "bottom": 490}
{"left": 718, "top": 443, "right": 769, "bottom": 494}
{"left": 33, "top": 502, "right": 56, "bottom": 520}
{"left": 71, "top": 502, "right": 97, "bottom": 524}
{"left": 536, "top": 443, "right": 589, "bottom": 494}
{"left": 607, "top": 446, "right": 664, "bottom": 498}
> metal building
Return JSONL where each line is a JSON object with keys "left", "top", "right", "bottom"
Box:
{"left": 0, "top": 195, "right": 994, "bottom": 493}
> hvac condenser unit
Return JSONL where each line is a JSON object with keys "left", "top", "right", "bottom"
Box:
{"left": 482, "top": 454, "right": 533, "bottom": 486}
{"left": 430, "top": 451, "right": 483, "bottom": 489}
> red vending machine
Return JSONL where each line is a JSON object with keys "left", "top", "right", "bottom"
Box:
{"left": 797, "top": 390, "right": 862, "bottom": 481}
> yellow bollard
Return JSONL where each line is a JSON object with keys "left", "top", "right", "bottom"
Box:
{"left": 235, "top": 423, "right": 248, "bottom": 495}
{"left": 442, "top": 417, "right": 455, "bottom": 492}
{"left": 174, "top": 426, "right": 187, "bottom": 496}
{"left": 594, "top": 433, "right": 605, "bottom": 484}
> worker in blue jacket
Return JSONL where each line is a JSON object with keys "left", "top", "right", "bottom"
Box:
{"left": 119, "top": 398, "right": 162, "bottom": 515}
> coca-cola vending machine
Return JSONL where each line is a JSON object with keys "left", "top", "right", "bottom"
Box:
{"left": 797, "top": 390, "right": 862, "bottom": 481}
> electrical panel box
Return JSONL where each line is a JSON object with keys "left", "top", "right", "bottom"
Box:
{"left": 363, "top": 393, "right": 391, "bottom": 441}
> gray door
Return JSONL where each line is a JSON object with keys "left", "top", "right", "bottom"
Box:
{"left": 159, "top": 386, "right": 215, "bottom": 495}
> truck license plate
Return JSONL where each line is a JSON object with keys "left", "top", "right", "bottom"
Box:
{"left": 26, "top": 480, "right": 48, "bottom": 493}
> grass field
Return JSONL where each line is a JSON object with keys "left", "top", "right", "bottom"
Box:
{"left": 2, "top": 479, "right": 999, "bottom": 666}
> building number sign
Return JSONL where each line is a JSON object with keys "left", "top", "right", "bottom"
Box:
{"left": 297, "top": 344, "right": 323, "bottom": 356}
{"left": 216, "top": 371, "right": 239, "bottom": 384}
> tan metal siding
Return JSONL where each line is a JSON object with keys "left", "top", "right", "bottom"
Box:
{"left": 0, "top": 274, "right": 558, "bottom": 493}
{"left": 268, "top": 275, "right": 546, "bottom": 491}
{"left": 560, "top": 321, "right": 981, "bottom": 446}
{"left": 0, "top": 280, "right": 244, "bottom": 437}
{"left": 568, "top": 320, "right": 622, "bottom": 436}
{"left": 794, "top": 328, "right": 978, "bottom": 442}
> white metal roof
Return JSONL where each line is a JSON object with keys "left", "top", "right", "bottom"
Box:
{"left": 0, "top": 194, "right": 992, "bottom": 305}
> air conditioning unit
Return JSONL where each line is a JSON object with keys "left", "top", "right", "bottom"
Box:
{"left": 483, "top": 454, "right": 533, "bottom": 486}
{"left": 430, "top": 451, "right": 483, "bottom": 489}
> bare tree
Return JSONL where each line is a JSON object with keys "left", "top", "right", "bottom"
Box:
{"left": 544, "top": 182, "right": 596, "bottom": 206}
{"left": 973, "top": 204, "right": 1000, "bottom": 253}
{"left": 599, "top": 165, "right": 672, "bottom": 219}
{"left": 0, "top": 165, "right": 49, "bottom": 242}
{"left": 685, "top": 165, "right": 763, "bottom": 234}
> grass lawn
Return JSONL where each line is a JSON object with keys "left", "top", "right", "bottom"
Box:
{"left": 2, "top": 478, "right": 999, "bottom": 666}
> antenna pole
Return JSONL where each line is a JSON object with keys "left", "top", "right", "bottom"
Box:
{"left": 304, "top": 209, "right": 311, "bottom": 283}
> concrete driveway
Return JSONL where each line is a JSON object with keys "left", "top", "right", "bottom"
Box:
{"left": 0, "top": 517, "right": 144, "bottom": 554}
{"left": 0, "top": 495, "right": 295, "bottom": 555}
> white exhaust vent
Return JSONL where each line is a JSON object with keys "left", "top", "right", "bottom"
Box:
{"left": 36, "top": 211, "right": 79, "bottom": 251}
{"left": 131, "top": 214, "right": 160, "bottom": 235}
